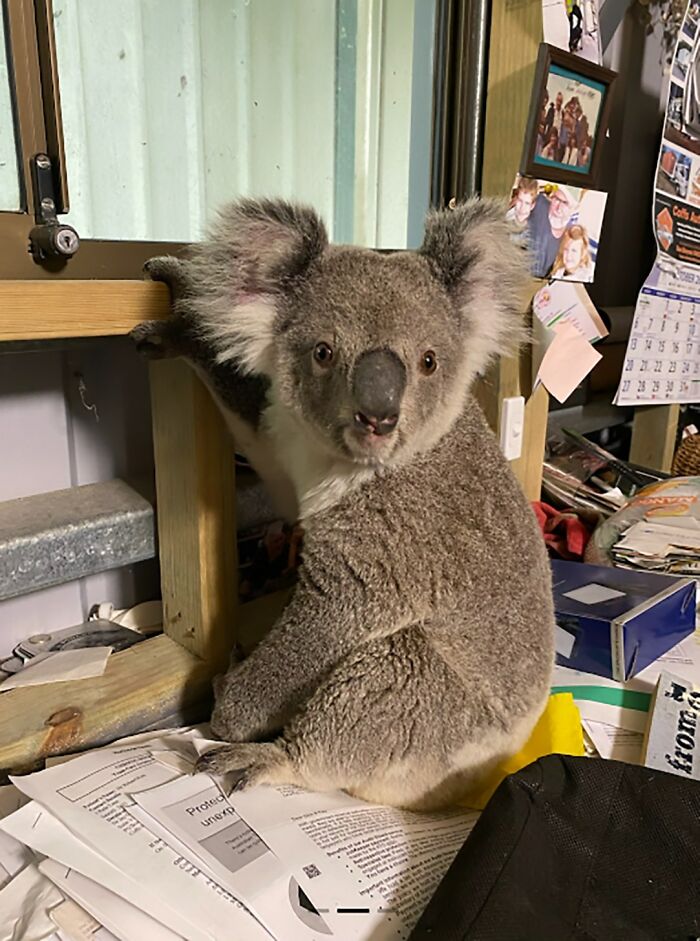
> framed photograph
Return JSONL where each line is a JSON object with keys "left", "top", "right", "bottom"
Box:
{"left": 521, "top": 44, "right": 617, "bottom": 188}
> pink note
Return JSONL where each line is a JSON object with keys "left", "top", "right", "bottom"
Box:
{"left": 536, "top": 321, "right": 602, "bottom": 404}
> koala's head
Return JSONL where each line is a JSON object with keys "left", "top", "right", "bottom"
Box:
{"left": 188, "top": 198, "right": 528, "bottom": 467}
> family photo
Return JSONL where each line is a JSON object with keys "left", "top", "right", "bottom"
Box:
{"left": 507, "top": 174, "right": 608, "bottom": 282}
{"left": 533, "top": 65, "right": 604, "bottom": 175}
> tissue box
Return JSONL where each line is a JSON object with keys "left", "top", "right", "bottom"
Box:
{"left": 551, "top": 560, "right": 696, "bottom": 681}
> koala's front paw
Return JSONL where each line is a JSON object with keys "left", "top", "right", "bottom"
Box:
{"left": 195, "top": 742, "right": 292, "bottom": 793}
{"left": 129, "top": 319, "right": 174, "bottom": 359}
{"left": 143, "top": 255, "right": 192, "bottom": 298}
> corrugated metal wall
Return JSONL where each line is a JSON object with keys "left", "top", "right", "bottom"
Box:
{"left": 53, "top": 0, "right": 424, "bottom": 248}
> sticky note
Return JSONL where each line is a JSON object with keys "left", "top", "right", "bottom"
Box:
{"left": 536, "top": 321, "right": 602, "bottom": 403}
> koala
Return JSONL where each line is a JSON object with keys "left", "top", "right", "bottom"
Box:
{"left": 133, "top": 197, "right": 555, "bottom": 811}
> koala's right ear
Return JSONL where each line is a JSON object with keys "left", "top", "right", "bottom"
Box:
{"left": 191, "top": 198, "right": 328, "bottom": 375}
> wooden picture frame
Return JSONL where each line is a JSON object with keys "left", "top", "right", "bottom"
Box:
{"left": 520, "top": 44, "right": 617, "bottom": 189}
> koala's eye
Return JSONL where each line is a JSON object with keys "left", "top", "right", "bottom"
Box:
{"left": 313, "top": 342, "right": 334, "bottom": 367}
{"left": 421, "top": 350, "right": 437, "bottom": 375}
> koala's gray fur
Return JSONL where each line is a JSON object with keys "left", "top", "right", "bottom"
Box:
{"left": 135, "top": 197, "right": 555, "bottom": 810}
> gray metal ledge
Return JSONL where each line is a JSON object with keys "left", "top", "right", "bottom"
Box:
{"left": 0, "top": 479, "right": 156, "bottom": 601}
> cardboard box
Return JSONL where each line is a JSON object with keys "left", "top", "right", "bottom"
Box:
{"left": 551, "top": 559, "right": 696, "bottom": 680}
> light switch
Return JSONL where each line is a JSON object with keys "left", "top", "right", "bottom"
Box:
{"left": 499, "top": 395, "right": 525, "bottom": 461}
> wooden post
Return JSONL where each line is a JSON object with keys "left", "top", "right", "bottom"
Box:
{"left": 149, "top": 359, "right": 237, "bottom": 670}
{"left": 629, "top": 405, "right": 680, "bottom": 473}
{"left": 477, "top": 0, "right": 548, "bottom": 502}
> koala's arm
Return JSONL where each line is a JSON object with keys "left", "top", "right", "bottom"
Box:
{"left": 133, "top": 255, "right": 270, "bottom": 430}
{"left": 211, "top": 535, "right": 426, "bottom": 742}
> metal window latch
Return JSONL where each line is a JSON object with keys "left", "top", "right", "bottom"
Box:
{"left": 28, "top": 153, "right": 80, "bottom": 264}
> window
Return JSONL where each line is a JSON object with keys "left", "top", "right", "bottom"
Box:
{"left": 1, "top": 0, "right": 447, "bottom": 278}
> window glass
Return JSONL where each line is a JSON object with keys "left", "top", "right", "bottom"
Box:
{"left": 52, "top": 0, "right": 434, "bottom": 247}
{"left": 0, "top": 3, "right": 21, "bottom": 211}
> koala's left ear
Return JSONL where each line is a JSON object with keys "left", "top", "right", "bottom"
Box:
{"left": 189, "top": 198, "right": 328, "bottom": 375}
{"left": 420, "top": 198, "right": 529, "bottom": 375}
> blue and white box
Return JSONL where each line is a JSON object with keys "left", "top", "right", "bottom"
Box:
{"left": 551, "top": 559, "right": 696, "bottom": 681}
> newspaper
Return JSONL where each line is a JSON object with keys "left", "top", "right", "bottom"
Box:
{"left": 0, "top": 728, "right": 479, "bottom": 941}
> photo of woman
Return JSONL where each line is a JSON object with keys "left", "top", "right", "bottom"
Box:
{"left": 550, "top": 224, "right": 595, "bottom": 281}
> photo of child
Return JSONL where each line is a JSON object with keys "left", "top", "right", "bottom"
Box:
{"left": 506, "top": 176, "right": 539, "bottom": 244}
{"left": 533, "top": 64, "right": 604, "bottom": 176}
{"left": 550, "top": 225, "right": 594, "bottom": 280}
{"left": 507, "top": 174, "right": 607, "bottom": 282}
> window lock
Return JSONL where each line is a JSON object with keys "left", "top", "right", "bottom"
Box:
{"left": 28, "top": 153, "right": 80, "bottom": 264}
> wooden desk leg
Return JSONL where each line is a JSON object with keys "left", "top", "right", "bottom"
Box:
{"left": 629, "top": 405, "right": 680, "bottom": 474}
{"left": 149, "top": 359, "right": 237, "bottom": 671}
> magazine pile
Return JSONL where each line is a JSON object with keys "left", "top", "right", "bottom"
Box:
{"left": 0, "top": 726, "right": 478, "bottom": 941}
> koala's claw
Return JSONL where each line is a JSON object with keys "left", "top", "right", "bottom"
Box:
{"left": 194, "top": 742, "right": 290, "bottom": 792}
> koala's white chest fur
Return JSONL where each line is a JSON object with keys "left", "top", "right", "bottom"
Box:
{"left": 261, "top": 396, "right": 374, "bottom": 521}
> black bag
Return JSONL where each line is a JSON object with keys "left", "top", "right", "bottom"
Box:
{"left": 410, "top": 755, "right": 700, "bottom": 941}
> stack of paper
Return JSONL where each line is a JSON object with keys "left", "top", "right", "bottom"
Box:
{"left": 612, "top": 519, "right": 700, "bottom": 575}
{"left": 553, "top": 631, "right": 700, "bottom": 765}
{"left": 0, "top": 727, "right": 479, "bottom": 941}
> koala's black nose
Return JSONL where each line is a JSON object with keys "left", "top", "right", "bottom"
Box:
{"left": 352, "top": 349, "right": 406, "bottom": 435}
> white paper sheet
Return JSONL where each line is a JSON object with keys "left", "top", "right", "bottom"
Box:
{"left": 0, "top": 863, "right": 64, "bottom": 941}
{"left": 39, "top": 859, "right": 182, "bottom": 941}
{"left": 6, "top": 739, "right": 271, "bottom": 941}
{"left": 0, "top": 648, "right": 112, "bottom": 692}
{"left": 131, "top": 774, "right": 339, "bottom": 941}
{"left": 582, "top": 720, "right": 644, "bottom": 763}
{"left": 1, "top": 802, "right": 201, "bottom": 941}
{"left": 231, "top": 784, "right": 479, "bottom": 939}
{"left": 0, "top": 784, "right": 33, "bottom": 890}
{"left": 48, "top": 897, "right": 116, "bottom": 941}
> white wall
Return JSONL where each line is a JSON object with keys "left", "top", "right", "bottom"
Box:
{"left": 0, "top": 343, "right": 159, "bottom": 658}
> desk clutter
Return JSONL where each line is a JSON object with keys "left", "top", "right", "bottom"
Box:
{"left": 0, "top": 506, "right": 698, "bottom": 940}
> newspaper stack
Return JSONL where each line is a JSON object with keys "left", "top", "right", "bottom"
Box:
{"left": 611, "top": 519, "right": 700, "bottom": 576}
{"left": 0, "top": 727, "right": 478, "bottom": 941}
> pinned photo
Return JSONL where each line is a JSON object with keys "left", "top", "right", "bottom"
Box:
{"left": 657, "top": 144, "right": 692, "bottom": 201}
{"left": 673, "top": 43, "right": 693, "bottom": 85}
{"left": 542, "top": 0, "right": 602, "bottom": 64}
{"left": 507, "top": 174, "right": 608, "bottom": 281}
